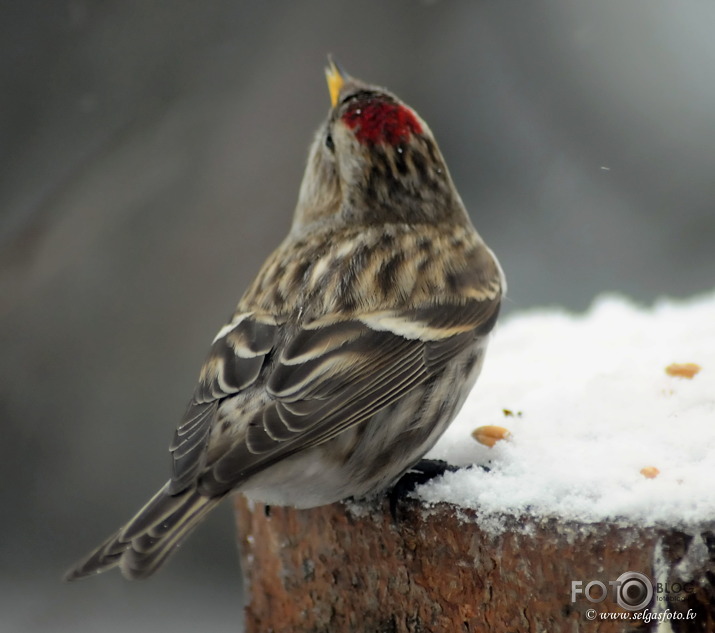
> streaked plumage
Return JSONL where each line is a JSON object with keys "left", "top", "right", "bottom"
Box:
{"left": 65, "top": 59, "right": 505, "bottom": 581}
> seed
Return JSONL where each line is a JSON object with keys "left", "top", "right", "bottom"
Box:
{"left": 665, "top": 363, "right": 701, "bottom": 379}
{"left": 472, "top": 425, "right": 511, "bottom": 448}
{"left": 640, "top": 466, "right": 660, "bottom": 479}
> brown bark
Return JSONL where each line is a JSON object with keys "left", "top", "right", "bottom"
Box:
{"left": 234, "top": 495, "right": 714, "bottom": 633}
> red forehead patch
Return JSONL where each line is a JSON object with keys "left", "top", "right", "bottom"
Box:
{"left": 342, "top": 98, "right": 422, "bottom": 145}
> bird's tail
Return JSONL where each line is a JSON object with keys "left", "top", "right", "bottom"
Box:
{"left": 64, "top": 482, "right": 222, "bottom": 581}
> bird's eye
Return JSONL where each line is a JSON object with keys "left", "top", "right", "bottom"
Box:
{"left": 325, "top": 133, "right": 335, "bottom": 152}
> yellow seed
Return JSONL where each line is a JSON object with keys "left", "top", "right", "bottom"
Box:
{"left": 640, "top": 466, "right": 660, "bottom": 479}
{"left": 665, "top": 363, "right": 701, "bottom": 379}
{"left": 502, "top": 408, "right": 522, "bottom": 418}
{"left": 472, "top": 425, "right": 511, "bottom": 448}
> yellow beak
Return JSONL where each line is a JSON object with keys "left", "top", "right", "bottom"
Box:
{"left": 325, "top": 55, "right": 347, "bottom": 107}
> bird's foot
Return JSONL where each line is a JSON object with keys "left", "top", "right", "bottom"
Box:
{"left": 388, "top": 458, "right": 459, "bottom": 521}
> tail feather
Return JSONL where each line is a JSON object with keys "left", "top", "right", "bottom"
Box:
{"left": 64, "top": 482, "right": 222, "bottom": 581}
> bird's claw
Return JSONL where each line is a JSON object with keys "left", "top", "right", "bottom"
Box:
{"left": 388, "top": 458, "right": 459, "bottom": 521}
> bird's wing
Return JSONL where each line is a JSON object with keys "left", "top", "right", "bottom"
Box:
{"left": 168, "top": 313, "right": 279, "bottom": 491}
{"left": 192, "top": 296, "right": 500, "bottom": 494}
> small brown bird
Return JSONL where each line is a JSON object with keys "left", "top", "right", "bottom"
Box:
{"left": 65, "top": 58, "right": 504, "bottom": 581}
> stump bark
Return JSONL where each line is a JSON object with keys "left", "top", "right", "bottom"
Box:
{"left": 234, "top": 495, "right": 714, "bottom": 633}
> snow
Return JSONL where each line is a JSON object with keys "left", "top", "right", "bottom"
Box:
{"left": 421, "top": 290, "right": 715, "bottom": 529}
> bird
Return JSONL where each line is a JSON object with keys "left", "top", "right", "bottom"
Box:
{"left": 64, "top": 57, "right": 505, "bottom": 581}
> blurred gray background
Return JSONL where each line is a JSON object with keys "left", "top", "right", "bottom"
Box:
{"left": 2, "top": 1, "right": 714, "bottom": 631}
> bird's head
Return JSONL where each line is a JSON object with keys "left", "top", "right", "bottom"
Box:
{"left": 293, "top": 58, "right": 467, "bottom": 231}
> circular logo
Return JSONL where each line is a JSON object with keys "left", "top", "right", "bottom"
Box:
{"left": 615, "top": 571, "right": 653, "bottom": 611}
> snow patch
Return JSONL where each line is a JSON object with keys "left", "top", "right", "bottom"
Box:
{"left": 420, "top": 290, "right": 715, "bottom": 528}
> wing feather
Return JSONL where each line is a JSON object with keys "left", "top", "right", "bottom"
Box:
{"left": 168, "top": 314, "right": 277, "bottom": 491}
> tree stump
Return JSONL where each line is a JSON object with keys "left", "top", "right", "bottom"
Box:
{"left": 234, "top": 495, "right": 714, "bottom": 633}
